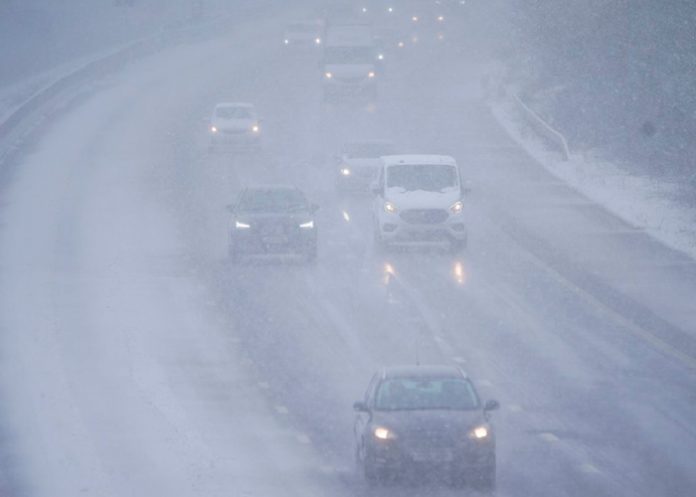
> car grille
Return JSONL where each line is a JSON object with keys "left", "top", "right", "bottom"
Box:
{"left": 222, "top": 128, "right": 248, "bottom": 135}
{"left": 400, "top": 209, "right": 448, "bottom": 224}
{"left": 404, "top": 428, "right": 456, "bottom": 449}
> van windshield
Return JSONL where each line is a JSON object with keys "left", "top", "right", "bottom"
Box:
{"left": 324, "top": 47, "right": 373, "bottom": 64}
{"left": 386, "top": 164, "right": 458, "bottom": 192}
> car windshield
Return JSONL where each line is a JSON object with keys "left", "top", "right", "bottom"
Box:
{"left": 324, "top": 47, "right": 373, "bottom": 63}
{"left": 386, "top": 164, "right": 458, "bottom": 192}
{"left": 216, "top": 106, "right": 252, "bottom": 119}
{"left": 344, "top": 143, "right": 394, "bottom": 158}
{"left": 288, "top": 23, "right": 316, "bottom": 33}
{"left": 375, "top": 378, "right": 480, "bottom": 411}
{"left": 238, "top": 189, "right": 307, "bottom": 213}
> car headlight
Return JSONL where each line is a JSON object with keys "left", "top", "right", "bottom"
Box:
{"left": 412, "top": 15, "right": 419, "bottom": 22}
{"left": 450, "top": 200, "right": 463, "bottom": 214}
{"left": 299, "top": 220, "right": 315, "bottom": 229}
{"left": 469, "top": 425, "right": 489, "bottom": 440}
{"left": 251, "top": 124, "right": 260, "bottom": 133}
{"left": 325, "top": 71, "right": 333, "bottom": 79}
{"left": 437, "top": 15, "right": 445, "bottom": 22}
{"left": 210, "top": 125, "right": 218, "bottom": 133}
{"left": 284, "top": 39, "right": 289, "bottom": 45}
{"left": 377, "top": 53, "right": 384, "bottom": 61}
{"left": 373, "top": 426, "right": 396, "bottom": 440}
{"left": 384, "top": 201, "right": 397, "bottom": 214}
{"left": 368, "top": 71, "right": 376, "bottom": 79}
{"left": 340, "top": 167, "right": 351, "bottom": 176}
{"left": 387, "top": 7, "right": 394, "bottom": 13}
{"left": 235, "top": 220, "right": 251, "bottom": 229}
{"left": 314, "top": 37, "right": 321, "bottom": 45}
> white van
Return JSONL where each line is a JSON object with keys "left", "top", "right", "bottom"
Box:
{"left": 372, "top": 155, "right": 467, "bottom": 252}
{"left": 321, "top": 24, "right": 377, "bottom": 99}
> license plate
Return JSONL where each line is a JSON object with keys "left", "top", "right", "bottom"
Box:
{"left": 263, "top": 236, "right": 288, "bottom": 245}
{"left": 411, "top": 449, "right": 454, "bottom": 463}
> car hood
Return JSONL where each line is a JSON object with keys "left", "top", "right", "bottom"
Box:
{"left": 324, "top": 64, "right": 374, "bottom": 78}
{"left": 344, "top": 157, "right": 382, "bottom": 168}
{"left": 213, "top": 118, "right": 255, "bottom": 130}
{"left": 371, "top": 409, "right": 485, "bottom": 437}
{"left": 234, "top": 211, "right": 312, "bottom": 222}
{"left": 384, "top": 188, "right": 461, "bottom": 210}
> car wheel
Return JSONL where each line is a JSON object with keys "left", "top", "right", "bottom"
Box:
{"left": 228, "top": 245, "right": 240, "bottom": 264}
{"left": 373, "top": 228, "right": 386, "bottom": 253}
{"left": 304, "top": 244, "right": 317, "bottom": 263}
{"left": 472, "top": 461, "right": 496, "bottom": 492}
{"left": 450, "top": 236, "right": 467, "bottom": 254}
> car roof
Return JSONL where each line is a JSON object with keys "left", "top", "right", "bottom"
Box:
{"left": 380, "top": 365, "right": 468, "bottom": 380}
{"left": 344, "top": 139, "right": 394, "bottom": 147}
{"left": 325, "top": 25, "right": 374, "bottom": 47}
{"left": 244, "top": 184, "right": 300, "bottom": 192}
{"left": 215, "top": 102, "right": 254, "bottom": 109}
{"left": 381, "top": 154, "right": 457, "bottom": 166}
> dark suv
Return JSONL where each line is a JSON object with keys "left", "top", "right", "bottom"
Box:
{"left": 227, "top": 186, "right": 318, "bottom": 262}
{"left": 353, "top": 365, "right": 499, "bottom": 490}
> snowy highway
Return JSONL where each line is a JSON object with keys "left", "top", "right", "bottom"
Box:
{"left": 1, "top": 5, "right": 695, "bottom": 497}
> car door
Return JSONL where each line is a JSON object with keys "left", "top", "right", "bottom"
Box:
{"left": 355, "top": 373, "right": 379, "bottom": 446}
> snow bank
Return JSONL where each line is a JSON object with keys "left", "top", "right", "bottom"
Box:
{"left": 490, "top": 97, "right": 696, "bottom": 261}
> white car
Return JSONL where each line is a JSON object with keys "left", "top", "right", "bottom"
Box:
{"left": 336, "top": 140, "right": 394, "bottom": 192}
{"left": 322, "top": 25, "right": 377, "bottom": 99}
{"left": 372, "top": 155, "right": 467, "bottom": 251}
{"left": 209, "top": 102, "right": 261, "bottom": 150}
{"left": 283, "top": 21, "right": 323, "bottom": 47}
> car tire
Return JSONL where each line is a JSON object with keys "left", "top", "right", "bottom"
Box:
{"left": 373, "top": 227, "right": 387, "bottom": 253}
{"left": 450, "top": 236, "right": 467, "bottom": 254}
{"left": 228, "top": 245, "right": 240, "bottom": 264}
{"left": 472, "top": 461, "right": 496, "bottom": 493}
{"left": 304, "top": 244, "right": 317, "bottom": 263}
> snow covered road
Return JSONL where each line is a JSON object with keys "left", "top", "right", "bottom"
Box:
{"left": 1, "top": 7, "right": 695, "bottom": 497}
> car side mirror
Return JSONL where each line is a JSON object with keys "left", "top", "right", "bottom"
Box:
{"left": 483, "top": 399, "right": 499, "bottom": 412}
{"left": 462, "top": 179, "right": 472, "bottom": 195}
{"left": 353, "top": 401, "right": 370, "bottom": 412}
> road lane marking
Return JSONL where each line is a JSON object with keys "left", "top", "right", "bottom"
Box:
{"left": 452, "top": 356, "right": 467, "bottom": 364}
{"left": 539, "top": 432, "right": 559, "bottom": 442}
{"left": 296, "top": 433, "right": 311, "bottom": 444}
{"left": 579, "top": 463, "right": 601, "bottom": 474}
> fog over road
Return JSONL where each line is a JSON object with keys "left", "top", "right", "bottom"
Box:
{"left": 1, "top": 5, "right": 695, "bottom": 497}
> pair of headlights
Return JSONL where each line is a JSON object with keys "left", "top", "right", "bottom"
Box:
{"left": 383, "top": 200, "right": 463, "bottom": 214}
{"left": 373, "top": 425, "right": 489, "bottom": 441}
{"left": 235, "top": 220, "right": 314, "bottom": 230}
{"left": 325, "top": 71, "right": 376, "bottom": 79}
{"left": 210, "top": 124, "right": 260, "bottom": 134}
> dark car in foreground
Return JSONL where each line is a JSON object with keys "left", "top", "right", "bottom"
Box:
{"left": 353, "top": 365, "right": 499, "bottom": 490}
{"left": 227, "top": 186, "right": 318, "bottom": 262}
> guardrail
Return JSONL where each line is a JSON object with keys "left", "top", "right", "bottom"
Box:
{"left": 0, "top": 8, "right": 259, "bottom": 167}
{"left": 511, "top": 91, "right": 570, "bottom": 161}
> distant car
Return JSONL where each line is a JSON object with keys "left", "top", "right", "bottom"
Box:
{"left": 321, "top": 24, "right": 378, "bottom": 100}
{"left": 283, "top": 21, "right": 323, "bottom": 47}
{"left": 336, "top": 140, "right": 394, "bottom": 192}
{"left": 209, "top": 102, "right": 261, "bottom": 150}
{"left": 372, "top": 155, "right": 467, "bottom": 251}
{"left": 353, "top": 365, "right": 499, "bottom": 489}
{"left": 227, "top": 186, "right": 318, "bottom": 262}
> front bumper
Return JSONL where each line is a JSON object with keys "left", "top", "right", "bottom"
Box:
{"left": 367, "top": 438, "right": 494, "bottom": 474}
{"left": 229, "top": 229, "right": 316, "bottom": 255}
{"left": 211, "top": 130, "right": 260, "bottom": 146}
{"left": 377, "top": 209, "right": 467, "bottom": 246}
